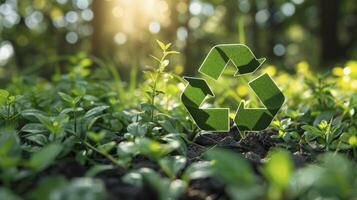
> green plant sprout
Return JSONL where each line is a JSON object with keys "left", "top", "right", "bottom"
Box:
{"left": 147, "top": 40, "right": 179, "bottom": 121}
{"left": 58, "top": 92, "right": 82, "bottom": 134}
{"left": 0, "top": 89, "right": 17, "bottom": 130}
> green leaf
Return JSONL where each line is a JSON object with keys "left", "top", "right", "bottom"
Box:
{"left": 84, "top": 105, "right": 110, "bottom": 118}
{"left": 122, "top": 171, "right": 143, "bottom": 187}
{"left": 117, "top": 141, "right": 138, "bottom": 157}
{"left": 302, "top": 125, "right": 324, "bottom": 141}
{"left": 123, "top": 168, "right": 187, "bottom": 200}
{"left": 60, "top": 107, "right": 84, "bottom": 114}
{"left": 165, "top": 43, "right": 172, "bottom": 49}
{"left": 58, "top": 92, "right": 74, "bottom": 104}
{"left": 166, "top": 51, "right": 179, "bottom": 55}
{"left": 159, "top": 156, "right": 186, "bottom": 179}
{"left": 33, "top": 114, "right": 52, "bottom": 129}
{"left": 27, "top": 143, "right": 62, "bottom": 171}
{"left": 0, "top": 132, "right": 21, "bottom": 168}
{"left": 289, "top": 153, "right": 355, "bottom": 199}
{"left": 0, "top": 188, "right": 22, "bottom": 200}
{"left": 162, "top": 133, "right": 187, "bottom": 156}
{"left": 116, "top": 141, "right": 137, "bottom": 167}
{"left": 0, "top": 89, "right": 10, "bottom": 106}
{"left": 156, "top": 40, "right": 166, "bottom": 51}
{"left": 88, "top": 131, "right": 106, "bottom": 143}
{"left": 8, "top": 96, "right": 15, "bottom": 104}
{"left": 302, "top": 125, "right": 323, "bottom": 134}
{"left": 85, "top": 165, "right": 114, "bottom": 177}
{"left": 27, "top": 176, "right": 68, "bottom": 200}
{"left": 150, "top": 55, "right": 161, "bottom": 63}
{"left": 79, "top": 58, "right": 92, "bottom": 67}
{"left": 109, "top": 119, "right": 123, "bottom": 132}
{"left": 263, "top": 149, "right": 293, "bottom": 189}
{"left": 73, "top": 96, "right": 82, "bottom": 105}
{"left": 280, "top": 118, "right": 292, "bottom": 129}
{"left": 182, "top": 161, "right": 213, "bottom": 182}
{"left": 0, "top": 89, "right": 9, "bottom": 97}
{"left": 0, "top": 132, "right": 19, "bottom": 155}
{"left": 127, "top": 122, "right": 147, "bottom": 137}
{"left": 135, "top": 138, "right": 172, "bottom": 160}
{"left": 50, "top": 178, "right": 106, "bottom": 200}
{"left": 159, "top": 119, "right": 179, "bottom": 133}
{"left": 25, "top": 134, "right": 48, "bottom": 146}
{"left": 167, "top": 179, "right": 187, "bottom": 200}
{"left": 206, "top": 148, "right": 255, "bottom": 186}
{"left": 207, "top": 148, "right": 264, "bottom": 200}
{"left": 98, "top": 141, "right": 116, "bottom": 154}
{"left": 21, "top": 123, "right": 47, "bottom": 134}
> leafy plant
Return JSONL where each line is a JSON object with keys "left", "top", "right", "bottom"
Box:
{"left": 146, "top": 40, "right": 179, "bottom": 120}
{"left": 302, "top": 118, "right": 345, "bottom": 151}
{"left": 262, "top": 149, "right": 293, "bottom": 200}
{"left": 206, "top": 148, "right": 262, "bottom": 200}
{"left": 0, "top": 42, "right": 356, "bottom": 200}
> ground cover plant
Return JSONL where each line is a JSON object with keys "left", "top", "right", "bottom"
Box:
{"left": 0, "top": 40, "right": 356, "bottom": 200}
{"left": 1, "top": 0, "right": 357, "bottom": 199}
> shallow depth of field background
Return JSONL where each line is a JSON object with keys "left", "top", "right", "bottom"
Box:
{"left": 0, "top": 0, "right": 356, "bottom": 80}
{"left": 1, "top": 1, "right": 357, "bottom": 200}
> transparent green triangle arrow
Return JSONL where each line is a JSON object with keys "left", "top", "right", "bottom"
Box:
{"left": 199, "top": 44, "right": 266, "bottom": 80}
{"left": 234, "top": 73, "right": 285, "bottom": 133}
{"left": 181, "top": 43, "right": 284, "bottom": 133}
{"left": 181, "top": 77, "right": 229, "bottom": 131}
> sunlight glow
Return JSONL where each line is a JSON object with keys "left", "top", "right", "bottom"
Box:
{"left": 0, "top": 41, "right": 14, "bottom": 65}
{"left": 114, "top": 32, "right": 127, "bottom": 45}
{"left": 189, "top": 2, "right": 202, "bottom": 15}
{"left": 112, "top": 0, "right": 170, "bottom": 37}
{"left": 149, "top": 21, "right": 161, "bottom": 33}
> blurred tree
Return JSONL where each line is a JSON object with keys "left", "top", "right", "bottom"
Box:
{"left": 91, "top": 0, "right": 116, "bottom": 57}
{"left": 0, "top": 0, "right": 357, "bottom": 79}
{"left": 181, "top": 0, "right": 195, "bottom": 76}
{"left": 0, "top": 0, "right": 92, "bottom": 76}
{"left": 318, "top": 0, "right": 357, "bottom": 66}
{"left": 318, "top": 0, "right": 341, "bottom": 65}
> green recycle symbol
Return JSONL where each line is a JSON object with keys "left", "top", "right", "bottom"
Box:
{"left": 181, "top": 44, "right": 285, "bottom": 132}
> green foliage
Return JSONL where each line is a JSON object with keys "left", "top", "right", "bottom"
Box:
{"left": 262, "top": 149, "right": 293, "bottom": 200}
{"left": 0, "top": 46, "right": 356, "bottom": 199}
{"left": 27, "top": 143, "right": 63, "bottom": 171}
{"left": 123, "top": 168, "right": 187, "bottom": 200}
{"left": 159, "top": 155, "right": 186, "bottom": 179}
{"left": 1, "top": 0, "right": 357, "bottom": 198}
{"left": 206, "top": 148, "right": 262, "bottom": 200}
{"left": 146, "top": 40, "right": 179, "bottom": 121}
{"left": 289, "top": 153, "right": 357, "bottom": 199}
{"left": 28, "top": 176, "right": 106, "bottom": 200}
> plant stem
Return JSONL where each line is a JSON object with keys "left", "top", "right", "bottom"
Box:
{"left": 83, "top": 140, "right": 120, "bottom": 166}
{"left": 7, "top": 103, "right": 10, "bottom": 119}
{"left": 67, "top": 130, "right": 120, "bottom": 166}
{"left": 151, "top": 71, "right": 159, "bottom": 120}
{"left": 150, "top": 51, "right": 166, "bottom": 121}
{"left": 334, "top": 140, "right": 342, "bottom": 155}
{"left": 74, "top": 108, "right": 77, "bottom": 134}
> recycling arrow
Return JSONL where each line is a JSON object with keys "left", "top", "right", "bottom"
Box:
{"left": 234, "top": 73, "right": 285, "bottom": 133}
{"left": 198, "top": 44, "right": 266, "bottom": 80}
{"left": 181, "top": 77, "right": 229, "bottom": 131}
{"left": 181, "top": 44, "right": 285, "bottom": 133}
